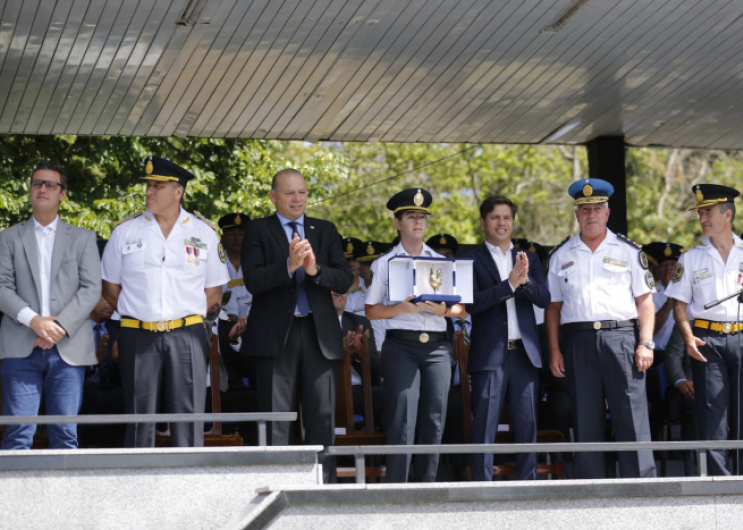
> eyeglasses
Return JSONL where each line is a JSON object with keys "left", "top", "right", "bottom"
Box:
{"left": 31, "top": 179, "right": 63, "bottom": 191}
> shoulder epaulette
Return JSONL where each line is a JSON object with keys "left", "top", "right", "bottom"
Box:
{"left": 616, "top": 233, "right": 642, "bottom": 249}
{"left": 114, "top": 211, "right": 143, "bottom": 227}
{"left": 548, "top": 235, "right": 571, "bottom": 256}
{"left": 194, "top": 211, "right": 218, "bottom": 231}
{"left": 681, "top": 240, "right": 702, "bottom": 253}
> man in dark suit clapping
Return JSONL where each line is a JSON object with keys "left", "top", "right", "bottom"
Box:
{"left": 241, "top": 169, "right": 353, "bottom": 483}
{"left": 465, "top": 195, "right": 550, "bottom": 480}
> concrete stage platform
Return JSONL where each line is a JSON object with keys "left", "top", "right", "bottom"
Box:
{"left": 228, "top": 477, "right": 743, "bottom": 530}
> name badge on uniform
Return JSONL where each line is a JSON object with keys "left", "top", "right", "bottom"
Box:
{"left": 603, "top": 257, "right": 627, "bottom": 273}
{"left": 558, "top": 261, "right": 574, "bottom": 282}
{"left": 692, "top": 268, "right": 713, "bottom": 285}
{"left": 123, "top": 239, "right": 143, "bottom": 254}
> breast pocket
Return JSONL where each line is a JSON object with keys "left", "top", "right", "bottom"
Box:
{"left": 603, "top": 262, "right": 630, "bottom": 287}
{"left": 557, "top": 265, "right": 576, "bottom": 293}
{"left": 122, "top": 243, "right": 145, "bottom": 270}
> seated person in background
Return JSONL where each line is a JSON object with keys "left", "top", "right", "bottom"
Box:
{"left": 341, "top": 237, "right": 367, "bottom": 316}
{"left": 426, "top": 233, "right": 458, "bottom": 259}
{"left": 663, "top": 324, "right": 696, "bottom": 434}
{"left": 332, "top": 290, "right": 385, "bottom": 431}
{"left": 357, "top": 241, "right": 390, "bottom": 354}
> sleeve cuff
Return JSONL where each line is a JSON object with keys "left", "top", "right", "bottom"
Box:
{"left": 674, "top": 378, "right": 687, "bottom": 387}
{"left": 17, "top": 307, "right": 38, "bottom": 328}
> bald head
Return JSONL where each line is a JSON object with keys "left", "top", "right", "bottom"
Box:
{"left": 269, "top": 168, "right": 307, "bottom": 220}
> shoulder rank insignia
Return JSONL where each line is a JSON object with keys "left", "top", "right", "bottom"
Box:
{"left": 218, "top": 243, "right": 227, "bottom": 263}
{"left": 549, "top": 235, "right": 571, "bottom": 257}
{"left": 672, "top": 262, "right": 684, "bottom": 283}
{"left": 194, "top": 211, "right": 218, "bottom": 231}
{"left": 681, "top": 241, "right": 701, "bottom": 253}
{"left": 616, "top": 233, "right": 642, "bottom": 249}
{"left": 114, "top": 211, "right": 143, "bottom": 227}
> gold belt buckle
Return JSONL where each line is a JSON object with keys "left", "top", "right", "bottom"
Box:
{"left": 722, "top": 323, "right": 734, "bottom": 334}
{"left": 593, "top": 321, "right": 602, "bottom": 330}
{"left": 419, "top": 332, "right": 430, "bottom": 344}
{"left": 155, "top": 321, "right": 169, "bottom": 332}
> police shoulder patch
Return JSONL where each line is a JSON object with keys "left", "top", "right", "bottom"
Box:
{"left": 549, "top": 235, "right": 571, "bottom": 257}
{"left": 645, "top": 270, "right": 655, "bottom": 289}
{"left": 639, "top": 251, "right": 649, "bottom": 270}
{"left": 114, "top": 211, "right": 143, "bottom": 227}
{"left": 218, "top": 243, "right": 227, "bottom": 263}
{"left": 681, "top": 240, "right": 701, "bottom": 253}
{"left": 672, "top": 262, "right": 684, "bottom": 283}
{"left": 194, "top": 211, "right": 218, "bottom": 231}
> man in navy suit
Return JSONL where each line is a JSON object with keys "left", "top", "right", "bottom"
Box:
{"left": 465, "top": 195, "right": 550, "bottom": 480}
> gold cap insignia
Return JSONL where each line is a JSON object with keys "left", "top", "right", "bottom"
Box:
{"left": 145, "top": 160, "right": 153, "bottom": 175}
{"left": 413, "top": 190, "right": 424, "bottom": 206}
{"left": 695, "top": 186, "right": 704, "bottom": 203}
{"left": 529, "top": 245, "right": 536, "bottom": 253}
{"left": 664, "top": 245, "right": 672, "bottom": 257}
{"left": 366, "top": 243, "right": 374, "bottom": 255}
{"left": 583, "top": 184, "right": 593, "bottom": 197}
{"left": 439, "top": 236, "right": 447, "bottom": 245}
{"left": 235, "top": 215, "right": 242, "bottom": 226}
{"left": 346, "top": 242, "right": 354, "bottom": 254}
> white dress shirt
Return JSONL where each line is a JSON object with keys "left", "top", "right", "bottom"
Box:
{"left": 652, "top": 283, "right": 675, "bottom": 350}
{"left": 17, "top": 216, "right": 59, "bottom": 326}
{"left": 101, "top": 208, "right": 229, "bottom": 321}
{"left": 223, "top": 260, "right": 252, "bottom": 318}
{"left": 548, "top": 229, "right": 652, "bottom": 323}
{"left": 485, "top": 240, "right": 521, "bottom": 340}
{"left": 345, "top": 278, "right": 367, "bottom": 315}
{"left": 665, "top": 234, "right": 743, "bottom": 321}
{"left": 365, "top": 242, "right": 447, "bottom": 332}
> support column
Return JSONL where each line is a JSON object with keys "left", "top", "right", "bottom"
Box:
{"left": 586, "top": 136, "right": 627, "bottom": 236}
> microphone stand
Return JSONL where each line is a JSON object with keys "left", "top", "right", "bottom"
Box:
{"left": 704, "top": 288, "right": 743, "bottom": 474}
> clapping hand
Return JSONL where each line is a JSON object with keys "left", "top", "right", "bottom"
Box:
{"left": 508, "top": 251, "right": 529, "bottom": 287}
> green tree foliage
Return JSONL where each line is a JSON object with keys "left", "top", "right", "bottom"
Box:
{"left": 0, "top": 135, "right": 736, "bottom": 247}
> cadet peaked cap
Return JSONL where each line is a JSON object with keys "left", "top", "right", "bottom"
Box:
{"left": 568, "top": 178, "right": 614, "bottom": 205}
{"left": 642, "top": 242, "right": 682, "bottom": 265}
{"left": 688, "top": 184, "right": 740, "bottom": 211}
{"left": 341, "top": 237, "right": 364, "bottom": 259}
{"left": 426, "top": 233, "right": 458, "bottom": 254}
{"left": 218, "top": 213, "right": 251, "bottom": 230}
{"left": 386, "top": 188, "right": 433, "bottom": 214}
{"left": 356, "top": 241, "right": 389, "bottom": 262}
{"left": 140, "top": 156, "right": 195, "bottom": 187}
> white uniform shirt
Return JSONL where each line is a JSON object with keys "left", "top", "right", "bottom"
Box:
{"left": 365, "top": 242, "right": 447, "bottom": 332}
{"left": 223, "top": 260, "right": 252, "bottom": 318}
{"left": 664, "top": 234, "right": 743, "bottom": 321}
{"left": 485, "top": 240, "right": 521, "bottom": 340}
{"left": 548, "top": 230, "right": 652, "bottom": 324}
{"left": 102, "top": 208, "right": 229, "bottom": 321}
{"left": 652, "top": 283, "right": 675, "bottom": 350}
{"left": 17, "top": 216, "right": 59, "bottom": 326}
{"left": 345, "top": 277, "right": 367, "bottom": 315}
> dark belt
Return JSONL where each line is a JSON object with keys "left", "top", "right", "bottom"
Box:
{"left": 507, "top": 339, "right": 524, "bottom": 351}
{"left": 386, "top": 329, "right": 447, "bottom": 344}
{"left": 562, "top": 319, "right": 637, "bottom": 331}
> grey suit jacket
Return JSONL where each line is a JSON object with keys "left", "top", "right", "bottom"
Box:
{"left": 663, "top": 323, "right": 693, "bottom": 385}
{"left": 0, "top": 217, "right": 101, "bottom": 365}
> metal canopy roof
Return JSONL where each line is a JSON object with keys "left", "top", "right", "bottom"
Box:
{"left": 1, "top": 0, "right": 743, "bottom": 148}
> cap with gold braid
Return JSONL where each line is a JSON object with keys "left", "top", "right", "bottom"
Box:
{"left": 386, "top": 188, "right": 433, "bottom": 214}
{"left": 568, "top": 178, "right": 614, "bottom": 205}
{"left": 642, "top": 242, "right": 682, "bottom": 264}
{"left": 340, "top": 236, "right": 364, "bottom": 259}
{"left": 687, "top": 184, "right": 740, "bottom": 211}
{"left": 218, "top": 213, "right": 251, "bottom": 231}
{"left": 140, "top": 156, "right": 196, "bottom": 187}
{"left": 426, "top": 233, "right": 458, "bottom": 255}
{"left": 356, "top": 241, "right": 389, "bottom": 262}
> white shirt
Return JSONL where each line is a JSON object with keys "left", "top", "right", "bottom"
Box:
{"left": 345, "top": 277, "right": 367, "bottom": 315}
{"left": 664, "top": 234, "right": 743, "bottom": 321}
{"left": 223, "top": 260, "right": 252, "bottom": 318}
{"left": 17, "top": 216, "right": 59, "bottom": 326}
{"left": 365, "top": 242, "right": 447, "bottom": 332}
{"left": 548, "top": 230, "right": 652, "bottom": 324}
{"left": 485, "top": 240, "right": 521, "bottom": 340}
{"left": 101, "top": 208, "right": 229, "bottom": 321}
{"left": 652, "top": 283, "right": 675, "bottom": 350}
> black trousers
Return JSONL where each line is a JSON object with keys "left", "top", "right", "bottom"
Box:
{"left": 563, "top": 327, "right": 656, "bottom": 479}
{"left": 118, "top": 324, "right": 208, "bottom": 447}
{"left": 254, "top": 315, "right": 339, "bottom": 483}
{"left": 692, "top": 329, "right": 743, "bottom": 475}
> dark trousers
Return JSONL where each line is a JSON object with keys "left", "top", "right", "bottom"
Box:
{"left": 692, "top": 329, "right": 743, "bottom": 475}
{"left": 382, "top": 337, "right": 451, "bottom": 483}
{"left": 470, "top": 344, "right": 539, "bottom": 481}
{"left": 254, "top": 315, "right": 338, "bottom": 483}
{"left": 564, "top": 328, "right": 656, "bottom": 479}
{"left": 118, "top": 324, "right": 208, "bottom": 448}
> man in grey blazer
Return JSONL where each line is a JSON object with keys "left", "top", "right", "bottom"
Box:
{"left": 0, "top": 161, "right": 101, "bottom": 449}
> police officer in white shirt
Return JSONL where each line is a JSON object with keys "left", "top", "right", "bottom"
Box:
{"left": 101, "top": 157, "right": 229, "bottom": 447}
{"left": 342, "top": 237, "right": 367, "bottom": 315}
{"left": 643, "top": 242, "right": 683, "bottom": 354}
{"left": 546, "top": 178, "right": 657, "bottom": 479}
{"left": 665, "top": 184, "right": 743, "bottom": 475}
{"left": 218, "top": 213, "right": 252, "bottom": 319}
{"left": 357, "top": 241, "right": 389, "bottom": 352}
{"left": 365, "top": 188, "right": 468, "bottom": 483}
